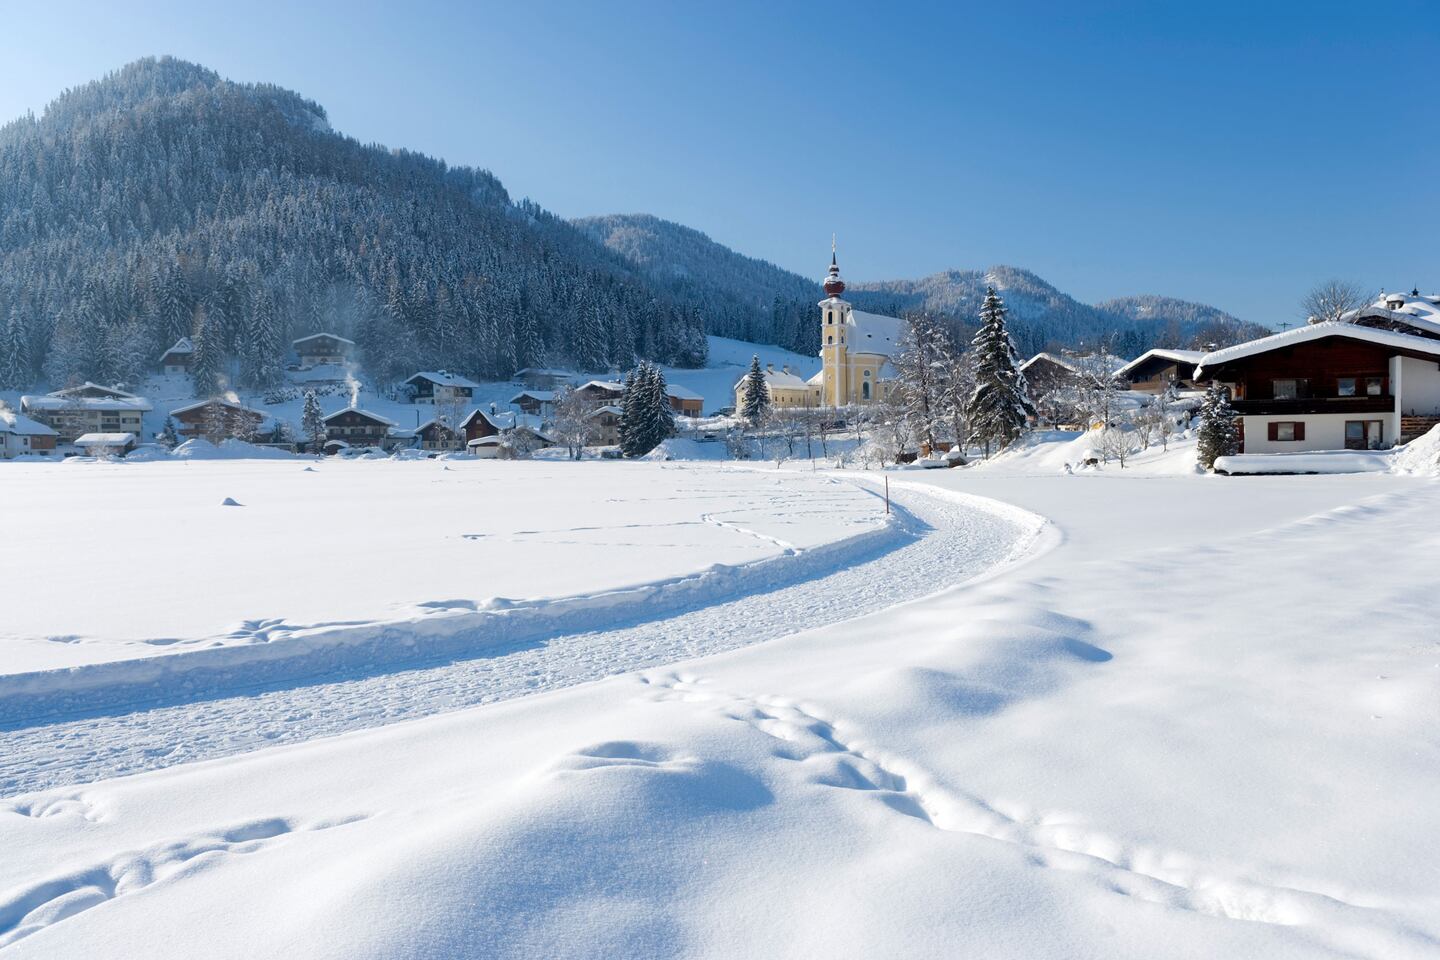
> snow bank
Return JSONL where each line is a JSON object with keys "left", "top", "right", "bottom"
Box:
{"left": 1392, "top": 425, "right": 1440, "bottom": 477}
{"left": 171, "top": 438, "right": 300, "bottom": 460}
{"left": 1214, "top": 451, "right": 1392, "bottom": 475}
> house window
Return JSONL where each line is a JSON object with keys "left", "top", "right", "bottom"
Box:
{"left": 1345, "top": 420, "right": 1384, "bottom": 450}
{"left": 1366, "top": 377, "right": 1383, "bottom": 396}
{"left": 1272, "top": 379, "right": 1304, "bottom": 400}
{"left": 1337, "top": 378, "right": 1355, "bottom": 397}
{"left": 1271, "top": 421, "right": 1301, "bottom": 441}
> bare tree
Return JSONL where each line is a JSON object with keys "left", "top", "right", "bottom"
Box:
{"left": 551, "top": 385, "right": 592, "bottom": 460}
{"left": 1096, "top": 420, "right": 1137, "bottom": 468}
{"left": 1301, "top": 280, "right": 1369, "bottom": 325}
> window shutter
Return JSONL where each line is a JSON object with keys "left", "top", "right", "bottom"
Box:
{"left": 1294, "top": 422, "right": 1306, "bottom": 442}
{"left": 1267, "top": 422, "right": 1278, "bottom": 441}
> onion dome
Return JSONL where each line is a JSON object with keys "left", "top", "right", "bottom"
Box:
{"left": 822, "top": 241, "right": 845, "bottom": 298}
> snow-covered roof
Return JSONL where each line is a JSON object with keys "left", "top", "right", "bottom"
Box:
{"left": 467, "top": 436, "right": 502, "bottom": 446}
{"left": 588, "top": 404, "right": 623, "bottom": 418}
{"left": 664, "top": 385, "right": 703, "bottom": 401}
{"left": 806, "top": 369, "right": 824, "bottom": 385}
{"left": 406, "top": 371, "right": 482, "bottom": 389}
{"left": 293, "top": 332, "right": 355, "bottom": 348}
{"left": 579, "top": 380, "right": 626, "bottom": 394}
{"left": 461, "top": 408, "right": 515, "bottom": 431}
{"left": 848, "top": 310, "right": 906, "bottom": 357}
{"left": 414, "top": 418, "right": 461, "bottom": 434}
{"left": 169, "top": 398, "right": 266, "bottom": 418}
{"left": 75, "top": 432, "right": 135, "bottom": 445}
{"left": 514, "top": 367, "right": 576, "bottom": 378}
{"left": 322, "top": 406, "right": 396, "bottom": 426}
{"left": 1344, "top": 292, "right": 1440, "bottom": 337}
{"left": 1196, "top": 321, "right": 1440, "bottom": 378}
{"left": 1020, "top": 352, "right": 1081, "bottom": 375}
{"left": 1113, "top": 348, "right": 1205, "bottom": 379}
{"left": 509, "top": 390, "right": 555, "bottom": 403}
{"left": 733, "top": 368, "right": 811, "bottom": 391}
{"left": 0, "top": 410, "right": 58, "bottom": 436}
{"left": 22, "top": 382, "right": 152, "bottom": 412}
{"left": 159, "top": 337, "right": 194, "bottom": 360}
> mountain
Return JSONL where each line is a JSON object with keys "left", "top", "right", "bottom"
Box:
{"left": 0, "top": 57, "right": 707, "bottom": 394}
{"left": 573, "top": 214, "right": 820, "bottom": 353}
{"left": 571, "top": 214, "right": 1266, "bottom": 359}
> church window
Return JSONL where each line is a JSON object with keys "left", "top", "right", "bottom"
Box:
{"left": 862, "top": 382, "right": 871, "bottom": 400}
{"left": 863, "top": 369, "right": 871, "bottom": 377}
{"left": 827, "top": 335, "right": 833, "bottom": 344}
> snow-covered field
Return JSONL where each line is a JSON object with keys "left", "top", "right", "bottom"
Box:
{"left": 3, "top": 445, "right": 1439, "bottom": 958}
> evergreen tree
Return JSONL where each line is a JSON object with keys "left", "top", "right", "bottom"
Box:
{"left": 190, "top": 304, "right": 221, "bottom": 397}
{"left": 0, "top": 308, "right": 29, "bottom": 390}
{"left": 301, "top": 389, "right": 327, "bottom": 455}
{"left": 617, "top": 367, "right": 640, "bottom": 455}
{"left": 157, "top": 416, "right": 180, "bottom": 448}
{"left": 965, "top": 287, "right": 1034, "bottom": 456}
{"left": 1196, "top": 381, "right": 1240, "bottom": 469}
{"left": 649, "top": 364, "right": 676, "bottom": 446}
{"left": 619, "top": 361, "right": 673, "bottom": 458}
{"left": 740, "top": 354, "right": 771, "bottom": 425}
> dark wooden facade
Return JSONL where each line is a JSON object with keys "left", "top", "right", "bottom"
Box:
{"left": 323, "top": 409, "right": 392, "bottom": 448}
{"left": 173, "top": 401, "right": 265, "bottom": 440}
{"left": 1204, "top": 337, "right": 1403, "bottom": 416}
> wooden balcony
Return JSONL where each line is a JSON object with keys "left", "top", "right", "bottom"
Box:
{"left": 1231, "top": 396, "right": 1394, "bottom": 416}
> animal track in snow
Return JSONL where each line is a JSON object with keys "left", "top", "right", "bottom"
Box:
{"left": 638, "top": 671, "right": 1409, "bottom": 935}
{"left": 0, "top": 812, "right": 370, "bottom": 948}
{"left": 3, "top": 791, "right": 105, "bottom": 823}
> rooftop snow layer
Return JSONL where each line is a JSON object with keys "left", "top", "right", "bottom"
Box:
{"left": 1196, "top": 321, "right": 1440, "bottom": 377}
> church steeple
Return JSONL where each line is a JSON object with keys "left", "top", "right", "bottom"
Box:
{"left": 823, "top": 235, "right": 846, "bottom": 298}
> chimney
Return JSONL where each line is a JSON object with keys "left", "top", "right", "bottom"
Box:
{"left": 766, "top": 363, "right": 775, "bottom": 373}
{"left": 490, "top": 403, "right": 497, "bottom": 415}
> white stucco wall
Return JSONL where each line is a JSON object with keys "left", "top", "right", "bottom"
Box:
{"left": 1242, "top": 413, "right": 1392, "bottom": 453}
{"left": 1398, "top": 356, "right": 1440, "bottom": 416}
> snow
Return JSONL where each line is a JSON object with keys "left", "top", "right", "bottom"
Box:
{"left": 0, "top": 412, "right": 57, "bottom": 437}
{"left": 404, "top": 371, "right": 482, "bottom": 389}
{"left": 1214, "top": 451, "right": 1393, "bottom": 475}
{"left": 1112, "top": 347, "right": 1205, "bottom": 379}
{"left": 847, "top": 309, "right": 906, "bottom": 356}
{"left": 3, "top": 464, "right": 1438, "bottom": 958}
{"left": 0, "top": 461, "right": 890, "bottom": 684}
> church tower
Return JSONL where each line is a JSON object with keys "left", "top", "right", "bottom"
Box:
{"left": 819, "top": 241, "right": 853, "bottom": 407}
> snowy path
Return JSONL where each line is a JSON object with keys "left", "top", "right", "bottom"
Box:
{"left": 0, "top": 479, "right": 1041, "bottom": 797}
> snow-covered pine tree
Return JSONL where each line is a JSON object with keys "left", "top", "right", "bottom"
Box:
{"left": 157, "top": 416, "right": 180, "bottom": 448}
{"left": 894, "top": 311, "right": 953, "bottom": 454}
{"left": 243, "top": 288, "right": 282, "bottom": 389}
{"left": 0, "top": 308, "right": 30, "bottom": 390}
{"left": 649, "top": 363, "right": 676, "bottom": 447}
{"left": 618, "top": 367, "right": 641, "bottom": 456}
{"left": 965, "top": 287, "right": 1035, "bottom": 456}
{"left": 190, "top": 304, "right": 221, "bottom": 397}
{"left": 1196, "top": 381, "right": 1239, "bottom": 470}
{"left": 301, "top": 389, "right": 327, "bottom": 455}
{"left": 741, "top": 354, "right": 770, "bottom": 425}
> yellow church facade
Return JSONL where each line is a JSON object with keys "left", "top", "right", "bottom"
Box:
{"left": 734, "top": 249, "right": 906, "bottom": 412}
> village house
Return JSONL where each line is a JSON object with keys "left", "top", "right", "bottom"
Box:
{"left": 75, "top": 432, "right": 136, "bottom": 457}
{"left": 665, "top": 385, "right": 704, "bottom": 416}
{"left": 509, "top": 390, "right": 555, "bottom": 417}
{"left": 513, "top": 367, "right": 577, "bottom": 390}
{"left": 575, "top": 380, "right": 626, "bottom": 408}
{"left": 322, "top": 407, "right": 396, "bottom": 452}
{"left": 292, "top": 333, "right": 355, "bottom": 367}
{"left": 0, "top": 409, "right": 59, "bottom": 458}
{"left": 1114, "top": 348, "right": 1205, "bottom": 393}
{"left": 21, "top": 383, "right": 152, "bottom": 443}
{"left": 405, "top": 371, "right": 482, "bottom": 404}
{"left": 733, "top": 363, "right": 816, "bottom": 411}
{"left": 1196, "top": 296, "right": 1440, "bottom": 453}
{"left": 586, "top": 404, "right": 622, "bottom": 445}
{"left": 460, "top": 408, "right": 554, "bottom": 456}
{"left": 1019, "top": 353, "right": 1087, "bottom": 395}
{"left": 415, "top": 418, "right": 466, "bottom": 452}
{"left": 169, "top": 398, "right": 269, "bottom": 441}
{"left": 158, "top": 337, "right": 194, "bottom": 375}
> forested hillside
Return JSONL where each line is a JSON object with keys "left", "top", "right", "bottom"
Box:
{"left": 0, "top": 58, "right": 707, "bottom": 393}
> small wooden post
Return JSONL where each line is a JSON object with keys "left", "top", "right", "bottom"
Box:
{"left": 884, "top": 475, "right": 890, "bottom": 515}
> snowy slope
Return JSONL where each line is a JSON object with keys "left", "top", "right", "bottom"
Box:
{"left": 3, "top": 468, "right": 1439, "bottom": 958}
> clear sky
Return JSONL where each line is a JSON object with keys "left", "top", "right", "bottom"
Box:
{"left": 1, "top": 0, "right": 1436, "bottom": 325}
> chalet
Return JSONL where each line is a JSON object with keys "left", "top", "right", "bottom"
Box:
{"left": 665, "top": 385, "right": 704, "bottom": 416}
{"left": 169, "top": 398, "right": 268, "bottom": 441}
{"left": 292, "top": 333, "right": 355, "bottom": 367}
{"left": 466, "top": 436, "right": 504, "bottom": 459}
{"left": 322, "top": 407, "right": 396, "bottom": 451}
{"left": 460, "top": 407, "right": 511, "bottom": 444}
{"left": 0, "top": 410, "right": 58, "bottom": 458}
{"left": 1195, "top": 318, "right": 1440, "bottom": 453}
{"left": 509, "top": 390, "right": 555, "bottom": 417}
{"left": 405, "top": 371, "right": 481, "bottom": 404}
{"left": 1114, "top": 349, "right": 1205, "bottom": 394}
{"left": 159, "top": 337, "right": 194, "bottom": 375}
{"left": 75, "top": 432, "right": 136, "bottom": 457}
{"left": 1019, "top": 353, "right": 1087, "bottom": 396}
{"left": 587, "top": 404, "right": 622, "bottom": 445}
{"left": 21, "top": 383, "right": 151, "bottom": 443}
{"left": 575, "top": 380, "right": 626, "bottom": 408}
{"left": 733, "top": 364, "right": 818, "bottom": 411}
{"left": 415, "top": 418, "right": 466, "bottom": 452}
{"left": 514, "top": 367, "right": 577, "bottom": 390}
{"left": 460, "top": 408, "right": 554, "bottom": 456}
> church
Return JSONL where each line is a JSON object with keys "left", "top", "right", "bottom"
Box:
{"left": 735, "top": 247, "right": 907, "bottom": 411}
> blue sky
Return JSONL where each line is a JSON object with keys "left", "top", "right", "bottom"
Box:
{"left": 1, "top": 0, "right": 1436, "bottom": 325}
